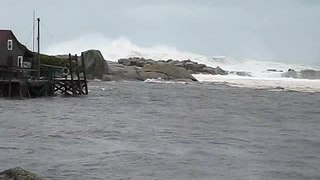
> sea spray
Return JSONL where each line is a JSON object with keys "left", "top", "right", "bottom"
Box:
{"left": 44, "top": 34, "right": 320, "bottom": 92}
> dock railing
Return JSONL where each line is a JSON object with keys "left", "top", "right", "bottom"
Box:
{"left": 0, "top": 52, "right": 88, "bottom": 98}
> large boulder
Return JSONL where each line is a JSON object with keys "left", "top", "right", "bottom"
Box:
{"left": 139, "top": 71, "right": 169, "bottom": 80}
{"left": 229, "top": 71, "right": 252, "bottom": 77}
{"left": 214, "top": 66, "right": 228, "bottom": 75}
{"left": 282, "top": 69, "right": 298, "bottom": 78}
{"left": 82, "top": 50, "right": 109, "bottom": 79}
{"left": 116, "top": 57, "right": 229, "bottom": 76}
{"left": 202, "top": 67, "right": 216, "bottom": 74}
{"left": 139, "top": 63, "right": 198, "bottom": 81}
{"left": 0, "top": 167, "right": 43, "bottom": 180}
{"left": 118, "top": 57, "right": 155, "bottom": 67}
{"left": 184, "top": 62, "right": 206, "bottom": 72}
{"left": 107, "top": 61, "right": 142, "bottom": 81}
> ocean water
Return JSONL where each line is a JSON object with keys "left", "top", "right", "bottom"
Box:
{"left": 0, "top": 81, "right": 320, "bottom": 180}
{"left": 193, "top": 74, "right": 320, "bottom": 93}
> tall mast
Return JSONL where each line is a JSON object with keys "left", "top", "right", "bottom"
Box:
{"left": 32, "top": 11, "right": 35, "bottom": 69}
{"left": 37, "top": 18, "right": 40, "bottom": 79}
{"left": 32, "top": 11, "right": 35, "bottom": 53}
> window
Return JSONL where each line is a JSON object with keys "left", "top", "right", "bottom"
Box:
{"left": 18, "top": 56, "right": 23, "bottom": 68}
{"left": 7, "top": 40, "right": 13, "bottom": 50}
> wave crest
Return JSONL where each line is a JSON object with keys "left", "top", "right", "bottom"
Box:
{"left": 44, "top": 33, "right": 207, "bottom": 61}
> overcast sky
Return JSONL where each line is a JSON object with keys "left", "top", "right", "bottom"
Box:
{"left": 1, "top": 0, "right": 320, "bottom": 64}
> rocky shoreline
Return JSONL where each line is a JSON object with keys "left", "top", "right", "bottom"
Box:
{"left": 80, "top": 50, "right": 230, "bottom": 82}
{"left": 55, "top": 49, "right": 320, "bottom": 81}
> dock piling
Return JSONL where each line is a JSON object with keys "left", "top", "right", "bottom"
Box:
{"left": 81, "top": 52, "right": 88, "bottom": 95}
{"left": 75, "top": 54, "right": 82, "bottom": 95}
{"left": 69, "top": 53, "right": 75, "bottom": 96}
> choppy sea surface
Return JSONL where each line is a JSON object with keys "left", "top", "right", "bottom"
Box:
{"left": 1, "top": 81, "right": 320, "bottom": 180}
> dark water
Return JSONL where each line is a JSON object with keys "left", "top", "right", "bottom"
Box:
{"left": 1, "top": 81, "right": 320, "bottom": 180}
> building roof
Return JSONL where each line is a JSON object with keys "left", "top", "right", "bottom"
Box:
{"left": 0, "top": 30, "right": 11, "bottom": 44}
{"left": 0, "top": 30, "right": 33, "bottom": 58}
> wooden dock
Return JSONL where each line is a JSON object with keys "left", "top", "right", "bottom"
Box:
{"left": 0, "top": 53, "right": 88, "bottom": 98}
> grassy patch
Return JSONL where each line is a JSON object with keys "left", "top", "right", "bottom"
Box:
{"left": 39, "top": 54, "right": 68, "bottom": 67}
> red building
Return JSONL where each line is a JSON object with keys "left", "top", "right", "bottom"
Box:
{"left": 0, "top": 30, "right": 33, "bottom": 70}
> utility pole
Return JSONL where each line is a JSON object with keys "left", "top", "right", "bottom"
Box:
{"left": 37, "top": 18, "right": 40, "bottom": 79}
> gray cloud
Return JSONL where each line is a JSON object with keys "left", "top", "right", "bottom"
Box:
{"left": 0, "top": 0, "right": 319, "bottom": 64}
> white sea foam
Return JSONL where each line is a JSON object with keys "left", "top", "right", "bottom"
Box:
{"left": 194, "top": 74, "right": 320, "bottom": 93}
{"left": 144, "top": 78, "right": 188, "bottom": 84}
{"left": 44, "top": 34, "right": 320, "bottom": 92}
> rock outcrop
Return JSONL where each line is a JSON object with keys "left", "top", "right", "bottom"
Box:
{"left": 107, "top": 61, "right": 197, "bottom": 82}
{"left": 117, "top": 57, "right": 228, "bottom": 75}
{"left": 267, "top": 69, "right": 283, "bottom": 72}
{"left": 107, "top": 61, "right": 143, "bottom": 81}
{"left": 138, "top": 63, "right": 198, "bottom": 81}
{"left": 282, "top": 69, "right": 298, "bottom": 78}
{"left": 229, "top": 71, "right": 252, "bottom": 77}
{"left": 0, "top": 167, "right": 43, "bottom": 180}
{"left": 82, "top": 50, "right": 109, "bottom": 79}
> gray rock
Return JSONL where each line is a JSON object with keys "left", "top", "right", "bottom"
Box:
{"left": 139, "top": 71, "right": 169, "bottom": 80}
{"left": 0, "top": 167, "right": 43, "bottom": 180}
{"left": 229, "top": 71, "right": 251, "bottom": 77}
{"left": 202, "top": 67, "right": 216, "bottom": 74}
{"left": 267, "top": 69, "right": 283, "bottom": 72}
{"left": 275, "top": 86, "right": 285, "bottom": 90}
{"left": 187, "top": 70, "right": 194, "bottom": 74}
{"left": 188, "top": 63, "right": 207, "bottom": 73}
{"left": 123, "top": 59, "right": 132, "bottom": 66}
{"left": 215, "top": 66, "right": 228, "bottom": 75}
{"left": 184, "top": 62, "right": 195, "bottom": 68}
{"left": 282, "top": 70, "right": 298, "bottom": 78}
{"left": 114, "top": 57, "right": 228, "bottom": 80}
{"left": 118, "top": 58, "right": 125, "bottom": 64}
{"left": 145, "top": 60, "right": 155, "bottom": 65}
{"left": 128, "top": 58, "right": 138, "bottom": 66}
{"left": 136, "top": 59, "right": 145, "bottom": 67}
{"left": 102, "top": 74, "right": 113, "bottom": 81}
{"left": 174, "top": 62, "right": 184, "bottom": 67}
{"left": 107, "top": 61, "right": 142, "bottom": 81}
{"left": 167, "top": 60, "right": 180, "bottom": 65}
{"left": 140, "top": 63, "right": 197, "bottom": 81}
{"left": 82, "top": 50, "right": 109, "bottom": 79}
{"left": 182, "top": 59, "right": 192, "bottom": 63}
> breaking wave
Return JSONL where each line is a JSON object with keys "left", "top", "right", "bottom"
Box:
{"left": 44, "top": 34, "right": 320, "bottom": 92}
{"left": 44, "top": 34, "right": 207, "bottom": 61}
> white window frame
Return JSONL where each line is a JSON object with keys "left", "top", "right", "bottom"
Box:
{"left": 7, "top": 39, "right": 13, "bottom": 50}
{"left": 18, "top": 56, "right": 23, "bottom": 68}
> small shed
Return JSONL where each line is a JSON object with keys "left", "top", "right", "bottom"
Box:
{"left": 0, "top": 30, "right": 33, "bottom": 69}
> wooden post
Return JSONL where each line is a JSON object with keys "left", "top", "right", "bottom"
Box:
{"left": 8, "top": 62, "right": 12, "bottom": 98}
{"left": 8, "top": 72, "right": 12, "bottom": 98}
{"left": 37, "top": 18, "right": 41, "bottom": 80}
{"left": 81, "top": 52, "right": 88, "bottom": 95}
{"left": 64, "top": 68, "right": 67, "bottom": 96}
{"left": 69, "top": 53, "right": 75, "bottom": 96}
{"left": 19, "top": 83, "right": 22, "bottom": 98}
{"left": 75, "top": 54, "right": 82, "bottom": 95}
